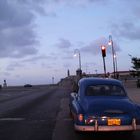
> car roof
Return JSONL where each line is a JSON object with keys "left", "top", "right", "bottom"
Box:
{"left": 78, "top": 78, "right": 126, "bottom": 98}
{"left": 79, "top": 77, "right": 123, "bottom": 87}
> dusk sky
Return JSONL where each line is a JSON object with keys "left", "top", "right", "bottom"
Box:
{"left": 0, "top": 0, "right": 140, "bottom": 86}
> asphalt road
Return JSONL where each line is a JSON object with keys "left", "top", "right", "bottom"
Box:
{"left": 0, "top": 80, "right": 140, "bottom": 140}
{"left": 0, "top": 85, "right": 72, "bottom": 140}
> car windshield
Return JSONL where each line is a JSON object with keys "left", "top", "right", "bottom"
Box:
{"left": 86, "top": 84, "right": 126, "bottom": 96}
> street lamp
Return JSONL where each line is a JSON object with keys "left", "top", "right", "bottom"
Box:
{"left": 101, "top": 45, "right": 107, "bottom": 77}
{"left": 114, "top": 53, "right": 118, "bottom": 78}
{"left": 108, "top": 35, "right": 116, "bottom": 78}
{"left": 74, "top": 49, "right": 81, "bottom": 70}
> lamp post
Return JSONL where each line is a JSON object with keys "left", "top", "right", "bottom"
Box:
{"left": 108, "top": 35, "right": 116, "bottom": 78}
{"left": 74, "top": 49, "right": 82, "bottom": 80}
{"left": 114, "top": 53, "right": 118, "bottom": 78}
{"left": 52, "top": 77, "right": 54, "bottom": 84}
{"left": 74, "top": 49, "right": 81, "bottom": 70}
{"left": 101, "top": 45, "right": 107, "bottom": 77}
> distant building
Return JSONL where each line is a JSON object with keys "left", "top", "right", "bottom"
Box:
{"left": 112, "top": 71, "right": 131, "bottom": 79}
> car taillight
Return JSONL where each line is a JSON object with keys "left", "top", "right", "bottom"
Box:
{"left": 85, "top": 116, "right": 95, "bottom": 124}
{"left": 78, "top": 114, "right": 84, "bottom": 122}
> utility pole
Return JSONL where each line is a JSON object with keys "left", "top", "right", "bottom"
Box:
{"left": 101, "top": 45, "right": 107, "bottom": 77}
{"left": 109, "top": 35, "right": 116, "bottom": 78}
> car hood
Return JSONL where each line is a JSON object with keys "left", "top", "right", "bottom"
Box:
{"left": 81, "top": 97, "right": 136, "bottom": 116}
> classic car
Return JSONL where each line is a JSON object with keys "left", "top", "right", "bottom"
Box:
{"left": 24, "top": 84, "right": 32, "bottom": 88}
{"left": 69, "top": 78, "right": 140, "bottom": 132}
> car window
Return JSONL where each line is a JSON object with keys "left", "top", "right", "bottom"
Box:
{"left": 86, "top": 85, "right": 126, "bottom": 96}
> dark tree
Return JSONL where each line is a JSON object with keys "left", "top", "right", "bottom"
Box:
{"left": 130, "top": 57, "right": 140, "bottom": 77}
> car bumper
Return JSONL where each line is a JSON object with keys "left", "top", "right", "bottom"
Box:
{"left": 75, "top": 119, "right": 140, "bottom": 132}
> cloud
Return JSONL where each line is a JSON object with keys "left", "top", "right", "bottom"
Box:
{"left": 0, "top": 0, "right": 40, "bottom": 58}
{"left": 0, "top": 0, "right": 110, "bottom": 59}
{"left": 17, "top": 0, "right": 47, "bottom": 15}
{"left": 133, "top": 6, "right": 140, "bottom": 18}
{"left": 22, "top": 55, "right": 57, "bottom": 63}
{"left": 6, "top": 62, "right": 24, "bottom": 71}
{"left": 41, "top": 63, "right": 53, "bottom": 69}
{"left": 54, "top": 39, "right": 74, "bottom": 59}
{"left": 16, "top": 0, "right": 109, "bottom": 16}
{"left": 111, "top": 22, "right": 140, "bottom": 41}
{"left": 123, "top": 0, "right": 140, "bottom": 19}
{"left": 81, "top": 37, "right": 120, "bottom": 55}
{"left": 1, "top": 72, "right": 11, "bottom": 77}
{"left": 55, "top": 37, "right": 121, "bottom": 59}
{"left": 51, "top": 0, "right": 108, "bottom": 5}
{"left": 55, "top": 38, "right": 72, "bottom": 49}
{"left": 62, "top": 55, "right": 73, "bottom": 60}
{"left": 109, "top": 0, "right": 140, "bottom": 41}
{"left": 36, "top": 0, "right": 109, "bottom": 15}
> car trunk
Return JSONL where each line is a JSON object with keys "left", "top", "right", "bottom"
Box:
{"left": 80, "top": 96, "right": 136, "bottom": 125}
{"left": 82, "top": 97, "right": 135, "bottom": 115}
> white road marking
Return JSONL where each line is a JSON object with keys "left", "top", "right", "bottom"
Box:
{"left": 0, "top": 118, "right": 25, "bottom": 121}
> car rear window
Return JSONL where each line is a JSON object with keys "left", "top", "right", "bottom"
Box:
{"left": 86, "top": 85, "right": 126, "bottom": 96}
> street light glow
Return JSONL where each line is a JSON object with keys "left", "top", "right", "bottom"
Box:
{"left": 114, "top": 54, "right": 116, "bottom": 58}
{"left": 108, "top": 41, "right": 112, "bottom": 46}
{"left": 73, "top": 54, "right": 77, "bottom": 57}
{"left": 101, "top": 45, "right": 106, "bottom": 50}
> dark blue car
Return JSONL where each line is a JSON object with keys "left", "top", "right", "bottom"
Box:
{"left": 69, "top": 78, "right": 140, "bottom": 132}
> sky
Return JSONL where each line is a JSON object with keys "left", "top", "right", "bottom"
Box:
{"left": 0, "top": 0, "right": 140, "bottom": 86}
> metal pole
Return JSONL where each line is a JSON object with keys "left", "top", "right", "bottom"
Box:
{"left": 74, "top": 49, "right": 82, "bottom": 70}
{"left": 112, "top": 43, "right": 116, "bottom": 78}
{"left": 52, "top": 77, "right": 54, "bottom": 84}
{"left": 79, "top": 52, "right": 81, "bottom": 70}
{"left": 102, "top": 56, "right": 106, "bottom": 77}
{"left": 109, "top": 35, "right": 116, "bottom": 78}
{"left": 114, "top": 54, "right": 118, "bottom": 78}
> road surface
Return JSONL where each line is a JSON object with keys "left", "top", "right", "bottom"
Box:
{"left": 0, "top": 80, "right": 140, "bottom": 140}
{"left": 0, "top": 84, "right": 71, "bottom": 140}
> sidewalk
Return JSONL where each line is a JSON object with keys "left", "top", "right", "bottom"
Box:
{"left": 123, "top": 80, "right": 140, "bottom": 104}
